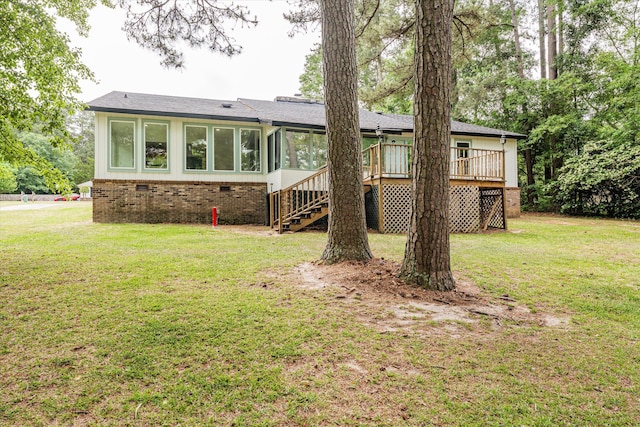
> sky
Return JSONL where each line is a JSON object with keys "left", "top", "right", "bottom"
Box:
{"left": 64, "top": 1, "right": 321, "bottom": 104}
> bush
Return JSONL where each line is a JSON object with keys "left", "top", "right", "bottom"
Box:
{"left": 553, "top": 140, "right": 640, "bottom": 218}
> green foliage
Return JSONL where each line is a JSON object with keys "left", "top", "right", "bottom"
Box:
{"left": 0, "top": 0, "right": 100, "bottom": 193}
{"left": 12, "top": 132, "right": 78, "bottom": 194}
{"left": 294, "top": 0, "right": 498, "bottom": 114}
{"left": 0, "top": 163, "right": 17, "bottom": 193}
{"left": 14, "top": 167, "right": 49, "bottom": 194}
{"left": 299, "top": 48, "right": 324, "bottom": 100}
{"left": 553, "top": 140, "right": 640, "bottom": 218}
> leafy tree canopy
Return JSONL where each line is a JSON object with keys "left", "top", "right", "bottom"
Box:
{"left": 0, "top": 0, "right": 103, "bottom": 193}
{"left": 0, "top": 162, "right": 17, "bottom": 193}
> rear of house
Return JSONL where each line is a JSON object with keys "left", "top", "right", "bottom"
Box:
{"left": 89, "top": 91, "right": 524, "bottom": 232}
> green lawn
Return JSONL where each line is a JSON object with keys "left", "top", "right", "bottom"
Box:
{"left": 1, "top": 204, "right": 638, "bottom": 426}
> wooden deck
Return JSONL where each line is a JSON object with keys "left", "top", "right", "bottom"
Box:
{"left": 270, "top": 143, "right": 506, "bottom": 233}
{"left": 362, "top": 143, "right": 505, "bottom": 183}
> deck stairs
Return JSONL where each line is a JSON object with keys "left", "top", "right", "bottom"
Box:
{"left": 270, "top": 167, "right": 370, "bottom": 233}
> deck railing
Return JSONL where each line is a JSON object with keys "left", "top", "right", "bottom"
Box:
{"left": 450, "top": 147, "right": 504, "bottom": 181}
{"left": 270, "top": 166, "right": 329, "bottom": 233}
{"left": 362, "top": 143, "right": 504, "bottom": 182}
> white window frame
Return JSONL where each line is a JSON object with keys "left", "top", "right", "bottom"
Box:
{"left": 142, "top": 120, "right": 170, "bottom": 172}
{"left": 108, "top": 118, "right": 137, "bottom": 171}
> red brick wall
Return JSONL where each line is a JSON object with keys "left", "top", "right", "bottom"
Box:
{"left": 93, "top": 179, "right": 267, "bottom": 224}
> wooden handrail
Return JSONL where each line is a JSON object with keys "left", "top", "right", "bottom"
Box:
{"left": 270, "top": 166, "right": 329, "bottom": 229}
{"left": 362, "top": 143, "right": 504, "bottom": 182}
{"left": 450, "top": 148, "right": 504, "bottom": 181}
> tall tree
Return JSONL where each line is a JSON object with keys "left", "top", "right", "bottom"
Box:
{"left": 320, "top": 0, "right": 373, "bottom": 263}
{"left": 538, "top": 0, "right": 547, "bottom": 79}
{"left": 399, "top": 0, "right": 455, "bottom": 291}
{"left": 0, "top": 0, "right": 98, "bottom": 193}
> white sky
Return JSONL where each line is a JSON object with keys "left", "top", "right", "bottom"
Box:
{"left": 64, "top": 1, "right": 321, "bottom": 103}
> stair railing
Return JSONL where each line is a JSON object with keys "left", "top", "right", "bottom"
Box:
{"left": 270, "top": 166, "right": 329, "bottom": 233}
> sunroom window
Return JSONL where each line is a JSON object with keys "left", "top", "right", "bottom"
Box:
{"left": 214, "top": 127, "right": 235, "bottom": 171}
{"left": 185, "top": 125, "right": 208, "bottom": 171}
{"left": 284, "top": 130, "right": 310, "bottom": 169}
{"left": 144, "top": 122, "right": 168, "bottom": 170}
{"left": 240, "top": 129, "right": 261, "bottom": 172}
{"left": 311, "top": 132, "right": 327, "bottom": 169}
{"left": 109, "top": 120, "right": 135, "bottom": 169}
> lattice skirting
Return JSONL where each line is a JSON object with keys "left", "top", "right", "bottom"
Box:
{"left": 450, "top": 186, "right": 481, "bottom": 233}
{"left": 479, "top": 187, "right": 505, "bottom": 229}
{"left": 373, "top": 184, "right": 500, "bottom": 234}
{"left": 381, "top": 184, "right": 412, "bottom": 234}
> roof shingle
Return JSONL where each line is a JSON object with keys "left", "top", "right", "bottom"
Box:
{"left": 88, "top": 91, "right": 525, "bottom": 139}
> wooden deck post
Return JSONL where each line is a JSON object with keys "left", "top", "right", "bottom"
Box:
{"left": 278, "top": 190, "right": 283, "bottom": 234}
{"left": 269, "top": 192, "right": 275, "bottom": 228}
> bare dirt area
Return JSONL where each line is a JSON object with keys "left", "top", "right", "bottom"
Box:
{"left": 282, "top": 259, "right": 569, "bottom": 338}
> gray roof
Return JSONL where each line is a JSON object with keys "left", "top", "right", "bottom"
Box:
{"left": 88, "top": 91, "right": 526, "bottom": 139}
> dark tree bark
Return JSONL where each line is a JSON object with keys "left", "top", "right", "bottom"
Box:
{"left": 399, "top": 0, "right": 455, "bottom": 291}
{"left": 320, "top": 0, "right": 373, "bottom": 264}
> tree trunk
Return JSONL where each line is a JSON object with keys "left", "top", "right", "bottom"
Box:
{"left": 510, "top": 0, "right": 535, "bottom": 208}
{"left": 538, "top": 0, "right": 547, "bottom": 79}
{"left": 320, "top": 0, "right": 373, "bottom": 264}
{"left": 547, "top": 2, "right": 560, "bottom": 180}
{"left": 509, "top": 0, "right": 524, "bottom": 79}
{"left": 547, "top": 2, "right": 557, "bottom": 80}
{"left": 558, "top": 0, "right": 564, "bottom": 61}
{"left": 525, "top": 147, "right": 536, "bottom": 206}
{"left": 399, "top": 0, "right": 455, "bottom": 291}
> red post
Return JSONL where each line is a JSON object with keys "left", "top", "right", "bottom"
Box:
{"left": 212, "top": 207, "right": 218, "bottom": 227}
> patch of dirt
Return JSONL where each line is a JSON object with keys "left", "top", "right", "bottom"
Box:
{"left": 283, "top": 259, "right": 569, "bottom": 338}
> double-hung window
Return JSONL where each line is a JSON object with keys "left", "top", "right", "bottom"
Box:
{"left": 214, "top": 127, "right": 235, "bottom": 171}
{"left": 185, "top": 125, "right": 208, "bottom": 171}
{"left": 240, "top": 129, "right": 261, "bottom": 172}
{"left": 109, "top": 119, "right": 136, "bottom": 170}
{"left": 144, "top": 122, "right": 169, "bottom": 170}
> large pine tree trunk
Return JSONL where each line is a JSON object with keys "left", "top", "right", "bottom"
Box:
{"left": 320, "top": 0, "right": 373, "bottom": 264}
{"left": 399, "top": 0, "right": 455, "bottom": 291}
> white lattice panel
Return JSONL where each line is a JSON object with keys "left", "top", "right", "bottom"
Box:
{"left": 374, "top": 183, "right": 483, "bottom": 234}
{"left": 450, "top": 186, "right": 480, "bottom": 233}
{"left": 382, "top": 184, "right": 412, "bottom": 234}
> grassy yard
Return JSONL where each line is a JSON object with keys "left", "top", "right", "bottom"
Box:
{"left": 0, "top": 204, "right": 638, "bottom": 426}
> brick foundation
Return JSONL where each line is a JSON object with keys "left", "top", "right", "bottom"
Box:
{"left": 93, "top": 179, "right": 267, "bottom": 224}
{"left": 505, "top": 187, "right": 521, "bottom": 218}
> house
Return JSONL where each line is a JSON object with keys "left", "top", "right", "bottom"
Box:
{"left": 88, "top": 91, "right": 525, "bottom": 233}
